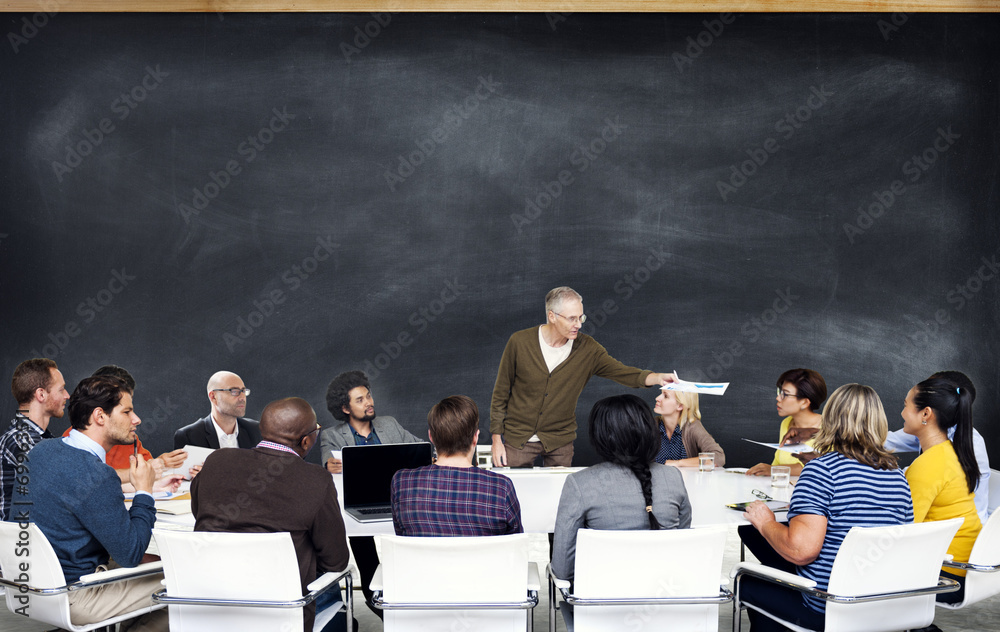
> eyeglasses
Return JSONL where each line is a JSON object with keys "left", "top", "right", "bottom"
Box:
{"left": 298, "top": 423, "right": 321, "bottom": 443}
{"left": 776, "top": 388, "right": 799, "bottom": 400}
{"left": 553, "top": 312, "right": 587, "bottom": 325}
{"left": 752, "top": 489, "right": 774, "bottom": 501}
{"left": 213, "top": 388, "right": 250, "bottom": 397}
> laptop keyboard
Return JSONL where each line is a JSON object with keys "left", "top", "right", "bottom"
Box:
{"left": 358, "top": 506, "right": 392, "bottom": 515}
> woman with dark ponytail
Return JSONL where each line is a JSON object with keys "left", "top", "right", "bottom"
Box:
{"left": 550, "top": 394, "right": 691, "bottom": 582}
{"left": 902, "top": 372, "right": 983, "bottom": 603}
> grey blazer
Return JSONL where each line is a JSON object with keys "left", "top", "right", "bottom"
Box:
{"left": 319, "top": 416, "right": 422, "bottom": 462}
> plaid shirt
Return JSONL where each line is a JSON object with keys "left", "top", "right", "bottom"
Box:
{"left": 1, "top": 413, "right": 50, "bottom": 521}
{"left": 391, "top": 465, "right": 523, "bottom": 537}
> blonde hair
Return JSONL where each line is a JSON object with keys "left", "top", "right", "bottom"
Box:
{"left": 658, "top": 390, "right": 701, "bottom": 429}
{"left": 812, "top": 383, "right": 898, "bottom": 470}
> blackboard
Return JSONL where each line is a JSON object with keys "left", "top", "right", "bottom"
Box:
{"left": 1, "top": 12, "right": 997, "bottom": 468}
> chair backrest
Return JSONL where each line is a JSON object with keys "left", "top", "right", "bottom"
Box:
{"left": 572, "top": 527, "right": 728, "bottom": 632}
{"left": 0, "top": 521, "right": 75, "bottom": 628}
{"left": 957, "top": 508, "right": 1000, "bottom": 606}
{"left": 987, "top": 468, "right": 1000, "bottom": 515}
{"left": 379, "top": 533, "right": 529, "bottom": 632}
{"left": 154, "top": 530, "right": 305, "bottom": 632}
{"left": 824, "top": 518, "right": 962, "bottom": 632}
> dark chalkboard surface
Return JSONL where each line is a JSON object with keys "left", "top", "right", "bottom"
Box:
{"left": 1, "top": 13, "right": 997, "bottom": 468}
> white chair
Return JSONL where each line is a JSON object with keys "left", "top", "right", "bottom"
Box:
{"left": 0, "top": 521, "right": 164, "bottom": 632}
{"left": 938, "top": 508, "right": 1000, "bottom": 610}
{"left": 370, "top": 533, "right": 540, "bottom": 632}
{"left": 152, "top": 529, "right": 351, "bottom": 632}
{"left": 987, "top": 468, "right": 1000, "bottom": 515}
{"left": 732, "top": 518, "right": 963, "bottom": 632}
{"left": 548, "top": 527, "right": 733, "bottom": 632}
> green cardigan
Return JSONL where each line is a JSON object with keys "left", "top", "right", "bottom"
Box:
{"left": 490, "top": 326, "right": 652, "bottom": 451}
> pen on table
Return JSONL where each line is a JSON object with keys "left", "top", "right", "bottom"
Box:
{"left": 133, "top": 433, "right": 138, "bottom": 457}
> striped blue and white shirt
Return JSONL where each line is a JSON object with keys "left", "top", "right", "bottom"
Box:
{"left": 789, "top": 452, "right": 913, "bottom": 612}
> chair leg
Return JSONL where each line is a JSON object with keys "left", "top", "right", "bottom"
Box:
{"left": 548, "top": 579, "right": 556, "bottom": 632}
{"left": 733, "top": 575, "right": 742, "bottom": 632}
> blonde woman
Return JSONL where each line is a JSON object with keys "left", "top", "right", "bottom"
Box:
{"left": 652, "top": 388, "right": 725, "bottom": 467}
{"left": 738, "top": 384, "right": 912, "bottom": 630}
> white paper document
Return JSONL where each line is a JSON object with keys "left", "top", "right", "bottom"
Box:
{"left": 169, "top": 445, "right": 216, "bottom": 479}
{"left": 661, "top": 374, "right": 729, "bottom": 396}
{"left": 742, "top": 438, "right": 815, "bottom": 454}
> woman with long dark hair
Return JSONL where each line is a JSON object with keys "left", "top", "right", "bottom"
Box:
{"left": 902, "top": 372, "right": 983, "bottom": 603}
{"left": 550, "top": 394, "right": 691, "bottom": 582}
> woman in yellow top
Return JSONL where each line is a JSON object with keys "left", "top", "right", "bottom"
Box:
{"left": 747, "top": 368, "right": 827, "bottom": 477}
{"left": 901, "top": 372, "right": 982, "bottom": 604}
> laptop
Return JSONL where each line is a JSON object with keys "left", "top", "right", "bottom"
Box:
{"left": 342, "top": 442, "right": 434, "bottom": 523}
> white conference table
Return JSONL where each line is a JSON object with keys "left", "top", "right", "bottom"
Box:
{"left": 328, "top": 466, "right": 794, "bottom": 536}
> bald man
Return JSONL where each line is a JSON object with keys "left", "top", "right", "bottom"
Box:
{"left": 191, "top": 397, "right": 349, "bottom": 632}
{"left": 173, "top": 371, "right": 261, "bottom": 450}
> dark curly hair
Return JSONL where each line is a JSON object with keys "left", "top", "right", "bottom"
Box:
{"left": 325, "top": 370, "right": 371, "bottom": 422}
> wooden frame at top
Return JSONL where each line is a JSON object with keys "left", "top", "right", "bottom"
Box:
{"left": 1, "top": 1, "right": 998, "bottom": 13}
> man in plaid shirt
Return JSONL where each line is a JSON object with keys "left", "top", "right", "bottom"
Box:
{"left": 391, "top": 395, "right": 522, "bottom": 536}
{"left": 1, "top": 358, "right": 68, "bottom": 521}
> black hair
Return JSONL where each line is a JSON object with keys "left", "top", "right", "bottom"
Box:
{"left": 588, "top": 394, "right": 661, "bottom": 530}
{"left": 68, "top": 376, "right": 129, "bottom": 431}
{"left": 913, "top": 373, "right": 978, "bottom": 495}
{"left": 776, "top": 368, "right": 828, "bottom": 412}
{"left": 92, "top": 365, "right": 136, "bottom": 394}
{"left": 325, "top": 370, "right": 371, "bottom": 422}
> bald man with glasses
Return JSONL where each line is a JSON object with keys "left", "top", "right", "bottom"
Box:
{"left": 173, "top": 371, "right": 261, "bottom": 452}
{"left": 490, "top": 286, "right": 677, "bottom": 468}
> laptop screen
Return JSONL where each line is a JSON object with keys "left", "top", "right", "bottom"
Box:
{"left": 342, "top": 442, "right": 434, "bottom": 507}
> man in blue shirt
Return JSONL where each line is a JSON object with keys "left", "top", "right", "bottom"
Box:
{"left": 18, "top": 376, "right": 180, "bottom": 631}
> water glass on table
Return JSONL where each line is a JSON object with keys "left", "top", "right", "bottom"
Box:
{"left": 771, "top": 465, "right": 790, "bottom": 488}
{"left": 698, "top": 452, "right": 715, "bottom": 472}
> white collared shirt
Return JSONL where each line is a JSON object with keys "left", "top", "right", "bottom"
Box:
{"left": 212, "top": 414, "right": 240, "bottom": 449}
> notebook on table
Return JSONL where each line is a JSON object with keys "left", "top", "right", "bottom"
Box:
{"left": 342, "top": 442, "right": 434, "bottom": 523}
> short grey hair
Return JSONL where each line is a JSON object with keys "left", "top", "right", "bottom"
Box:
{"left": 545, "top": 286, "right": 583, "bottom": 315}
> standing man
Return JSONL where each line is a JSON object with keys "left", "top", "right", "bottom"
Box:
{"left": 491, "top": 286, "right": 676, "bottom": 467}
{"left": 392, "top": 395, "right": 522, "bottom": 536}
{"left": 318, "top": 370, "right": 422, "bottom": 619}
{"left": 173, "top": 370, "right": 260, "bottom": 450}
{"left": 16, "top": 376, "right": 181, "bottom": 631}
{"left": 1, "top": 358, "right": 68, "bottom": 521}
{"left": 192, "top": 397, "right": 350, "bottom": 632}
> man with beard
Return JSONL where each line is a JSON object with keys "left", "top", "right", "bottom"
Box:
{"left": 318, "top": 370, "right": 422, "bottom": 619}
{"left": 17, "top": 375, "right": 181, "bottom": 631}
{"left": 1, "top": 358, "right": 68, "bottom": 521}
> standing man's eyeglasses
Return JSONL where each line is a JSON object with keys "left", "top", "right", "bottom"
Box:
{"left": 553, "top": 312, "right": 587, "bottom": 325}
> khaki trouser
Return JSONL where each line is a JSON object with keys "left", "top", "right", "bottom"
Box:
{"left": 67, "top": 563, "right": 168, "bottom": 632}
{"left": 504, "top": 440, "right": 574, "bottom": 467}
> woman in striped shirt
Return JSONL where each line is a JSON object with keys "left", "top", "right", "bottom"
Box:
{"left": 740, "top": 383, "right": 913, "bottom": 631}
